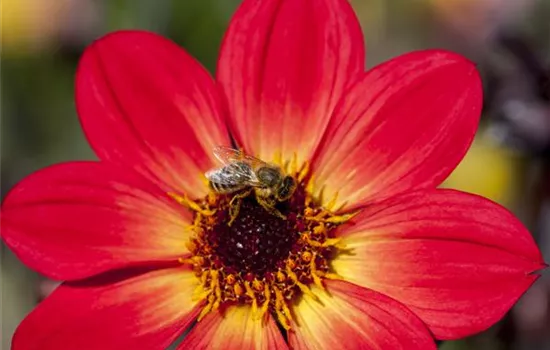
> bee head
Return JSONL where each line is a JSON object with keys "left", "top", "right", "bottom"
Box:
{"left": 257, "top": 166, "right": 282, "bottom": 187}
{"left": 276, "top": 175, "right": 297, "bottom": 201}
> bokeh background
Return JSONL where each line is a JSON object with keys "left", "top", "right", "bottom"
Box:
{"left": 1, "top": 0, "right": 549, "bottom": 349}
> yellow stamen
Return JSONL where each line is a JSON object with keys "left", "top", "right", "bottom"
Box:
{"left": 192, "top": 270, "right": 212, "bottom": 301}
{"left": 257, "top": 286, "right": 271, "bottom": 321}
{"left": 287, "top": 258, "right": 297, "bottom": 270}
{"left": 312, "top": 222, "right": 326, "bottom": 235}
{"left": 298, "top": 161, "right": 310, "bottom": 182}
{"left": 307, "top": 237, "right": 346, "bottom": 249}
{"left": 198, "top": 294, "right": 216, "bottom": 321}
{"left": 274, "top": 287, "right": 292, "bottom": 330}
{"left": 244, "top": 281, "right": 258, "bottom": 316}
{"left": 319, "top": 272, "right": 344, "bottom": 280}
{"left": 301, "top": 251, "right": 313, "bottom": 263}
{"left": 326, "top": 191, "right": 339, "bottom": 211}
{"left": 306, "top": 175, "right": 316, "bottom": 197}
{"left": 192, "top": 288, "right": 211, "bottom": 302}
{"left": 286, "top": 265, "right": 317, "bottom": 300}
{"left": 212, "top": 293, "right": 221, "bottom": 312}
{"left": 303, "top": 207, "right": 315, "bottom": 217}
{"left": 234, "top": 283, "right": 244, "bottom": 297}
{"left": 169, "top": 192, "right": 216, "bottom": 216}
{"left": 180, "top": 255, "right": 204, "bottom": 267}
{"left": 185, "top": 239, "right": 198, "bottom": 254}
{"left": 188, "top": 215, "right": 203, "bottom": 231}
{"left": 252, "top": 279, "right": 264, "bottom": 292}
{"left": 279, "top": 296, "right": 293, "bottom": 325}
{"left": 310, "top": 253, "right": 325, "bottom": 290}
{"left": 303, "top": 208, "right": 332, "bottom": 224}
{"left": 200, "top": 270, "right": 209, "bottom": 285}
{"left": 276, "top": 270, "right": 286, "bottom": 283}
{"left": 211, "top": 270, "right": 222, "bottom": 300}
{"left": 275, "top": 309, "right": 291, "bottom": 331}
{"left": 306, "top": 211, "right": 358, "bottom": 224}
{"left": 324, "top": 211, "right": 359, "bottom": 224}
{"left": 226, "top": 274, "right": 236, "bottom": 285}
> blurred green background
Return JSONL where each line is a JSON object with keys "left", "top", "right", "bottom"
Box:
{"left": 2, "top": 0, "right": 550, "bottom": 349}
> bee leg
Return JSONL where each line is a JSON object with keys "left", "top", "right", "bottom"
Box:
{"left": 256, "top": 195, "right": 286, "bottom": 220}
{"left": 228, "top": 189, "right": 252, "bottom": 226}
{"left": 228, "top": 200, "right": 242, "bottom": 226}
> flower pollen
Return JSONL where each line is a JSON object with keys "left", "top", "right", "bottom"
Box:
{"left": 172, "top": 161, "right": 355, "bottom": 330}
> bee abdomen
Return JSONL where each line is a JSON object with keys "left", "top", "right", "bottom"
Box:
{"left": 209, "top": 181, "right": 243, "bottom": 194}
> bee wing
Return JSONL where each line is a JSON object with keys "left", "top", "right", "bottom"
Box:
{"left": 206, "top": 162, "right": 260, "bottom": 186}
{"left": 213, "top": 146, "right": 268, "bottom": 169}
{"left": 212, "top": 146, "right": 242, "bottom": 165}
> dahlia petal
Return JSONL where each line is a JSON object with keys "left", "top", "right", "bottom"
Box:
{"left": 76, "top": 30, "right": 230, "bottom": 197}
{"left": 312, "top": 50, "right": 482, "bottom": 210}
{"left": 332, "top": 189, "right": 545, "bottom": 339}
{"left": 289, "top": 280, "right": 436, "bottom": 350}
{"left": 1, "top": 162, "right": 191, "bottom": 280}
{"left": 11, "top": 267, "right": 200, "bottom": 350}
{"left": 217, "top": 0, "right": 365, "bottom": 165}
{"left": 178, "top": 306, "right": 287, "bottom": 350}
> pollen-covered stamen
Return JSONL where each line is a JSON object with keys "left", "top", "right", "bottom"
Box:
{"left": 176, "top": 168, "right": 354, "bottom": 330}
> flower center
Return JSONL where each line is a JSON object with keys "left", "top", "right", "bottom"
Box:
{"left": 171, "top": 163, "right": 355, "bottom": 330}
{"left": 208, "top": 197, "right": 301, "bottom": 276}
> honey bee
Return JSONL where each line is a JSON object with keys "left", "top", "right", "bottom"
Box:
{"left": 205, "top": 146, "right": 297, "bottom": 224}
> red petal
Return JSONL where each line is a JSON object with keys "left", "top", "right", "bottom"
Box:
{"left": 1, "top": 162, "right": 190, "bottom": 281}
{"left": 332, "top": 189, "right": 545, "bottom": 339}
{"left": 289, "top": 280, "right": 436, "bottom": 350}
{"left": 312, "top": 50, "right": 482, "bottom": 210}
{"left": 76, "top": 30, "right": 230, "bottom": 198}
{"left": 11, "top": 267, "right": 200, "bottom": 350}
{"left": 217, "top": 0, "right": 365, "bottom": 165}
{"left": 178, "top": 306, "right": 287, "bottom": 350}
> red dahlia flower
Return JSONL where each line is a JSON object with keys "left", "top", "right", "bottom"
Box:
{"left": 1, "top": 0, "right": 546, "bottom": 349}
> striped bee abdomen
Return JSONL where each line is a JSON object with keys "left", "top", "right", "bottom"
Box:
{"left": 206, "top": 162, "right": 255, "bottom": 194}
